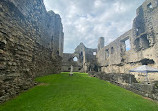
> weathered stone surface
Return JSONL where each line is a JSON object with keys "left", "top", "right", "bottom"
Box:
{"left": 89, "top": 72, "right": 158, "bottom": 101}
{"left": 62, "top": 53, "right": 81, "bottom": 72}
{"left": 88, "top": 72, "right": 138, "bottom": 84}
{"left": 62, "top": 43, "right": 97, "bottom": 72}
{"left": 67, "top": 0, "right": 158, "bottom": 101}
{"left": 96, "top": 0, "right": 158, "bottom": 82}
{"left": 0, "top": 0, "right": 64, "bottom": 103}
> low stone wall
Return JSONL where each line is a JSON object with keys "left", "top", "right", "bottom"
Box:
{"left": 89, "top": 71, "right": 137, "bottom": 84}
{"left": 89, "top": 72, "right": 158, "bottom": 101}
{"left": 119, "top": 82, "right": 158, "bottom": 101}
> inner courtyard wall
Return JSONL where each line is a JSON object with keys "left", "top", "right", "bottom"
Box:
{"left": 0, "top": 0, "right": 64, "bottom": 103}
{"left": 96, "top": 0, "right": 158, "bottom": 82}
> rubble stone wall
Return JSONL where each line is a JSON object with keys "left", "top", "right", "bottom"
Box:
{"left": 96, "top": 0, "right": 158, "bottom": 82}
{"left": 62, "top": 43, "right": 97, "bottom": 72}
{"left": 89, "top": 72, "right": 158, "bottom": 101}
{"left": 62, "top": 53, "right": 81, "bottom": 72}
{"left": 0, "top": 0, "right": 64, "bottom": 103}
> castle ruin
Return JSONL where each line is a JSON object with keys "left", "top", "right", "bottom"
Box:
{"left": 63, "top": 0, "right": 158, "bottom": 82}
{"left": 1, "top": 0, "right": 158, "bottom": 103}
{"left": 62, "top": 0, "right": 158, "bottom": 100}
{"left": 0, "top": 0, "right": 64, "bottom": 103}
{"left": 97, "top": 0, "right": 158, "bottom": 81}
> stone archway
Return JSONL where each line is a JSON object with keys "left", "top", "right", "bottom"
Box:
{"left": 73, "top": 56, "right": 78, "bottom": 61}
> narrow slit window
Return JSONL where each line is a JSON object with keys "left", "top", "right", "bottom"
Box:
{"left": 105, "top": 49, "right": 109, "bottom": 59}
{"left": 111, "top": 47, "right": 114, "bottom": 54}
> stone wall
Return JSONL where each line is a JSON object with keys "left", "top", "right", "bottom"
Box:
{"left": 62, "top": 43, "right": 97, "bottom": 72}
{"left": 96, "top": 0, "right": 158, "bottom": 82}
{"left": 62, "top": 53, "right": 81, "bottom": 72}
{"left": 86, "top": 0, "right": 158, "bottom": 101}
{"left": 0, "top": 0, "right": 64, "bottom": 103}
{"left": 89, "top": 72, "right": 138, "bottom": 84}
{"left": 89, "top": 72, "right": 158, "bottom": 101}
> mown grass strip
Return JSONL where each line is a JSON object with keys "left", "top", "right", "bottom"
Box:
{"left": 0, "top": 72, "right": 158, "bottom": 111}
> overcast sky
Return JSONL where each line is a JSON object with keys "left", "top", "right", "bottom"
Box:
{"left": 44, "top": 0, "right": 145, "bottom": 53}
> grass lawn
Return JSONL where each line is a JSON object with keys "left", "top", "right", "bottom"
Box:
{"left": 0, "top": 72, "right": 158, "bottom": 111}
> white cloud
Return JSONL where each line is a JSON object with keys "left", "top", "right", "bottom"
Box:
{"left": 44, "top": 0, "right": 145, "bottom": 53}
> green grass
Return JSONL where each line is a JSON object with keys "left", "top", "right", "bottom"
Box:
{"left": 0, "top": 72, "right": 158, "bottom": 111}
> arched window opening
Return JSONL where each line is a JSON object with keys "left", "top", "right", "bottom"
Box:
{"left": 73, "top": 57, "right": 78, "bottom": 61}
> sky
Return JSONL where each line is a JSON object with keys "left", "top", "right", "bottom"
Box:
{"left": 44, "top": 0, "right": 145, "bottom": 53}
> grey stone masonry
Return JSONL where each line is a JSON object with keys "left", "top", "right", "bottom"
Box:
{"left": 0, "top": 0, "right": 64, "bottom": 103}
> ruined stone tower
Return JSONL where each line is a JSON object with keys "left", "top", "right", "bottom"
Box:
{"left": 97, "top": 37, "right": 104, "bottom": 51}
